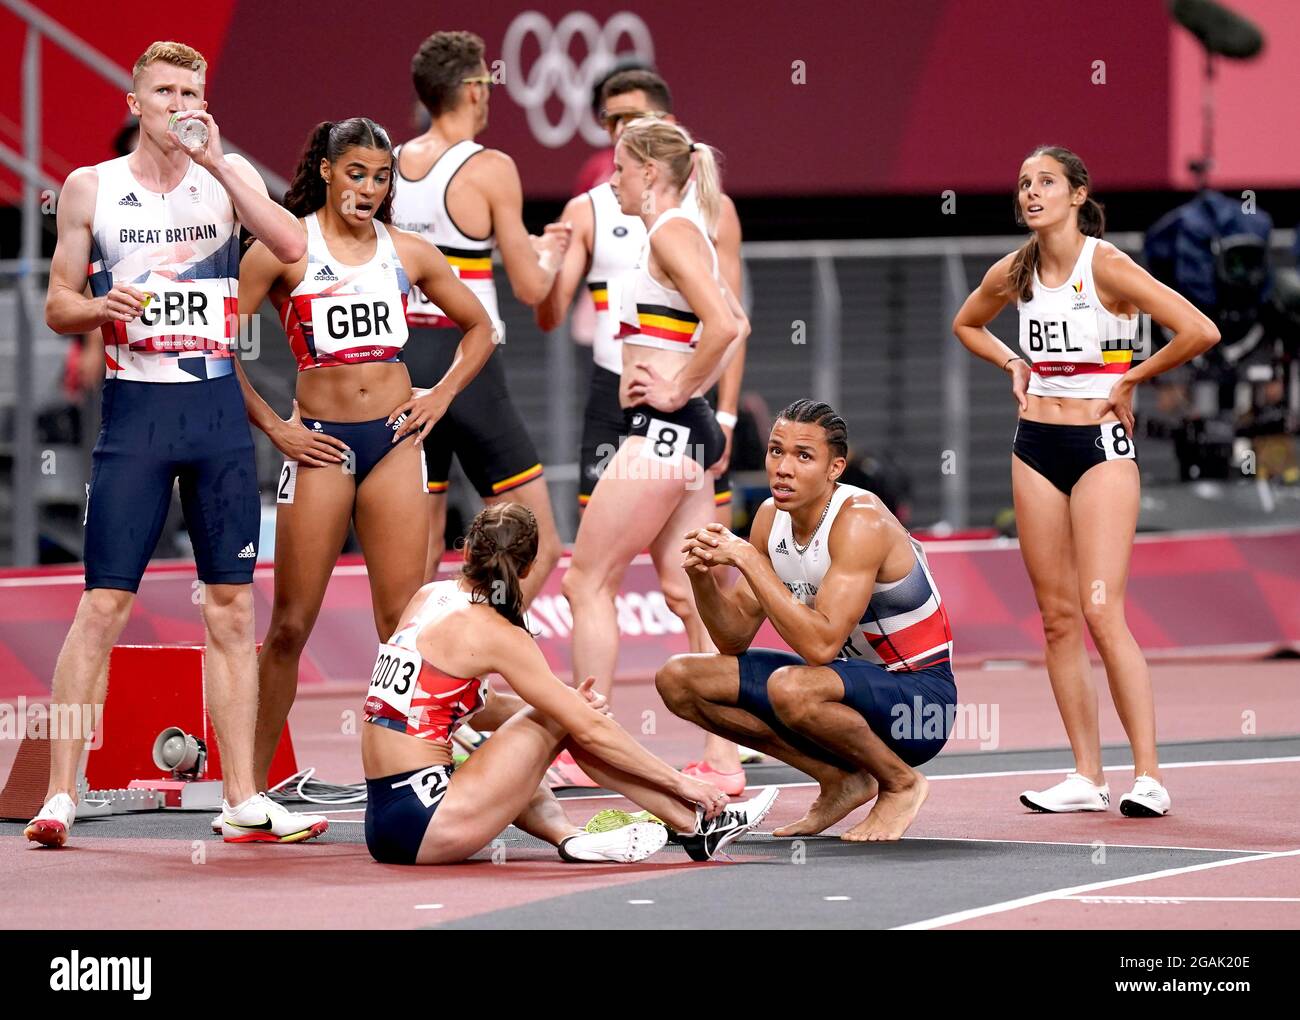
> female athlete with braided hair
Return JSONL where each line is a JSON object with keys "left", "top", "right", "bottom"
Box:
{"left": 362, "top": 503, "right": 778, "bottom": 865}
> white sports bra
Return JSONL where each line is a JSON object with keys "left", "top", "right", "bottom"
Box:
{"left": 1016, "top": 235, "right": 1139, "bottom": 399}
{"left": 279, "top": 212, "right": 410, "bottom": 371}
{"left": 615, "top": 208, "right": 718, "bottom": 352}
{"left": 391, "top": 139, "right": 502, "bottom": 335}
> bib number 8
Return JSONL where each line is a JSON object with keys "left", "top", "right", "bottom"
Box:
{"left": 640, "top": 418, "right": 691, "bottom": 463}
{"left": 1100, "top": 422, "right": 1135, "bottom": 461}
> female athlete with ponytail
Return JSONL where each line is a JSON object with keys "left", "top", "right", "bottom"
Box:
{"left": 362, "top": 503, "right": 779, "bottom": 865}
{"left": 561, "top": 120, "right": 750, "bottom": 779}
{"left": 234, "top": 117, "right": 496, "bottom": 793}
{"left": 953, "top": 146, "right": 1220, "bottom": 817}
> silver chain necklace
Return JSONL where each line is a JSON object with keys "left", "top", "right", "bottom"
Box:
{"left": 792, "top": 492, "right": 834, "bottom": 555}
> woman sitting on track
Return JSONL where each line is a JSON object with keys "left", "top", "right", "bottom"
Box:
{"left": 953, "top": 145, "right": 1220, "bottom": 817}
{"left": 362, "top": 502, "right": 779, "bottom": 865}
{"left": 561, "top": 120, "right": 749, "bottom": 769}
{"left": 235, "top": 117, "right": 496, "bottom": 793}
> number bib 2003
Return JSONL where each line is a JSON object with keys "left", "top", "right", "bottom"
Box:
{"left": 366, "top": 643, "right": 421, "bottom": 720}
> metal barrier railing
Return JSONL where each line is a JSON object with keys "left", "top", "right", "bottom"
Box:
{"left": 6, "top": 219, "right": 1300, "bottom": 561}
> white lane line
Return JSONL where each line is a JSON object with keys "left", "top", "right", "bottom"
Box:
{"left": 892, "top": 847, "right": 1300, "bottom": 930}
{"left": 320, "top": 821, "right": 1274, "bottom": 852}
{"left": 823, "top": 895, "right": 852, "bottom": 902}
{"left": 921, "top": 754, "right": 1300, "bottom": 782}
{"left": 414, "top": 903, "right": 444, "bottom": 910}
{"left": 1116, "top": 755, "right": 1300, "bottom": 771}
{"left": 556, "top": 753, "right": 1300, "bottom": 801}
{"left": 1069, "top": 896, "right": 1300, "bottom": 904}
{"left": 627, "top": 899, "right": 655, "bottom": 905}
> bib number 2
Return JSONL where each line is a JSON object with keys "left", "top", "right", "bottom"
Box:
{"left": 1099, "top": 422, "right": 1135, "bottom": 461}
{"left": 276, "top": 461, "right": 297, "bottom": 504}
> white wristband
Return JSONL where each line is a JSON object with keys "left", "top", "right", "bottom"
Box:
{"left": 715, "top": 411, "right": 738, "bottom": 429}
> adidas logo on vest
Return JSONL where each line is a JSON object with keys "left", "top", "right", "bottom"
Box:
{"left": 118, "top": 192, "right": 142, "bottom": 207}
{"left": 237, "top": 543, "right": 256, "bottom": 559}
{"left": 314, "top": 264, "right": 338, "bottom": 281}
{"left": 775, "top": 539, "right": 789, "bottom": 555}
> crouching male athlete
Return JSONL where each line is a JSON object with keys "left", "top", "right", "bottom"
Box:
{"left": 656, "top": 399, "right": 957, "bottom": 841}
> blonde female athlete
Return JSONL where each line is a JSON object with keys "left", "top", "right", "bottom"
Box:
{"left": 562, "top": 119, "right": 748, "bottom": 772}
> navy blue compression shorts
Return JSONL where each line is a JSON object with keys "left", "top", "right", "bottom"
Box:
{"left": 83, "top": 373, "right": 260, "bottom": 591}
{"left": 365, "top": 764, "right": 452, "bottom": 865}
{"left": 735, "top": 648, "right": 958, "bottom": 767}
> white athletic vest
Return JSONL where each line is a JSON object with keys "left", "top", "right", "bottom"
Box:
{"left": 365, "top": 582, "right": 489, "bottom": 744}
{"left": 766, "top": 484, "right": 954, "bottom": 670}
{"left": 1017, "top": 235, "right": 1138, "bottom": 399}
{"left": 616, "top": 206, "right": 718, "bottom": 353}
{"left": 391, "top": 139, "right": 502, "bottom": 336}
{"left": 587, "top": 181, "right": 707, "bottom": 372}
{"left": 88, "top": 155, "right": 240, "bottom": 383}
{"left": 279, "top": 212, "right": 411, "bottom": 371}
{"left": 585, "top": 182, "right": 641, "bottom": 373}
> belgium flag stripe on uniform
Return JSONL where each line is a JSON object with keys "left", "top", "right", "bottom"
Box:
{"left": 637, "top": 303, "right": 699, "bottom": 344}
{"left": 637, "top": 303, "right": 699, "bottom": 325}
{"left": 438, "top": 244, "right": 493, "bottom": 281}
{"left": 491, "top": 463, "right": 544, "bottom": 494}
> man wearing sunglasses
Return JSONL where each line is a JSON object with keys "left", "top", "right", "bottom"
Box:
{"left": 535, "top": 68, "right": 751, "bottom": 792}
{"left": 393, "top": 30, "right": 570, "bottom": 600}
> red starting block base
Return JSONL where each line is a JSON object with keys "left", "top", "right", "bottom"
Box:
{"left": 84, "top": 645, "right": 298, "bottom": 791}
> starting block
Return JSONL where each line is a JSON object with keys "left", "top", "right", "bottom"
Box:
{"left": 0, "top": 644, "right": 298, "bottom": 819}
{"left": 85, "top": 645, "right": 298, "bottom": 790}
{"left": 83, "top": 786, "right": 166, "bottom": 814}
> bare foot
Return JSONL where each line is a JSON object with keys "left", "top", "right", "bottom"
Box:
{"left": 841, "top": 773, "right": 928, "bottom": 842}
{"left": 773, "top": 771, "right": 879, "bottom": 837}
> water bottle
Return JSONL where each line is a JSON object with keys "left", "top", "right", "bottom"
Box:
{"left": 170, "top": 114, "right": 208, "bottom": 151}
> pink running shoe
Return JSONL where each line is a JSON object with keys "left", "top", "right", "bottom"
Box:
{"left": 549, "top": 750, "right": 600, "bottom": 788}
{"left": 681, "top": 760, "right": 747, "bottom": 797}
